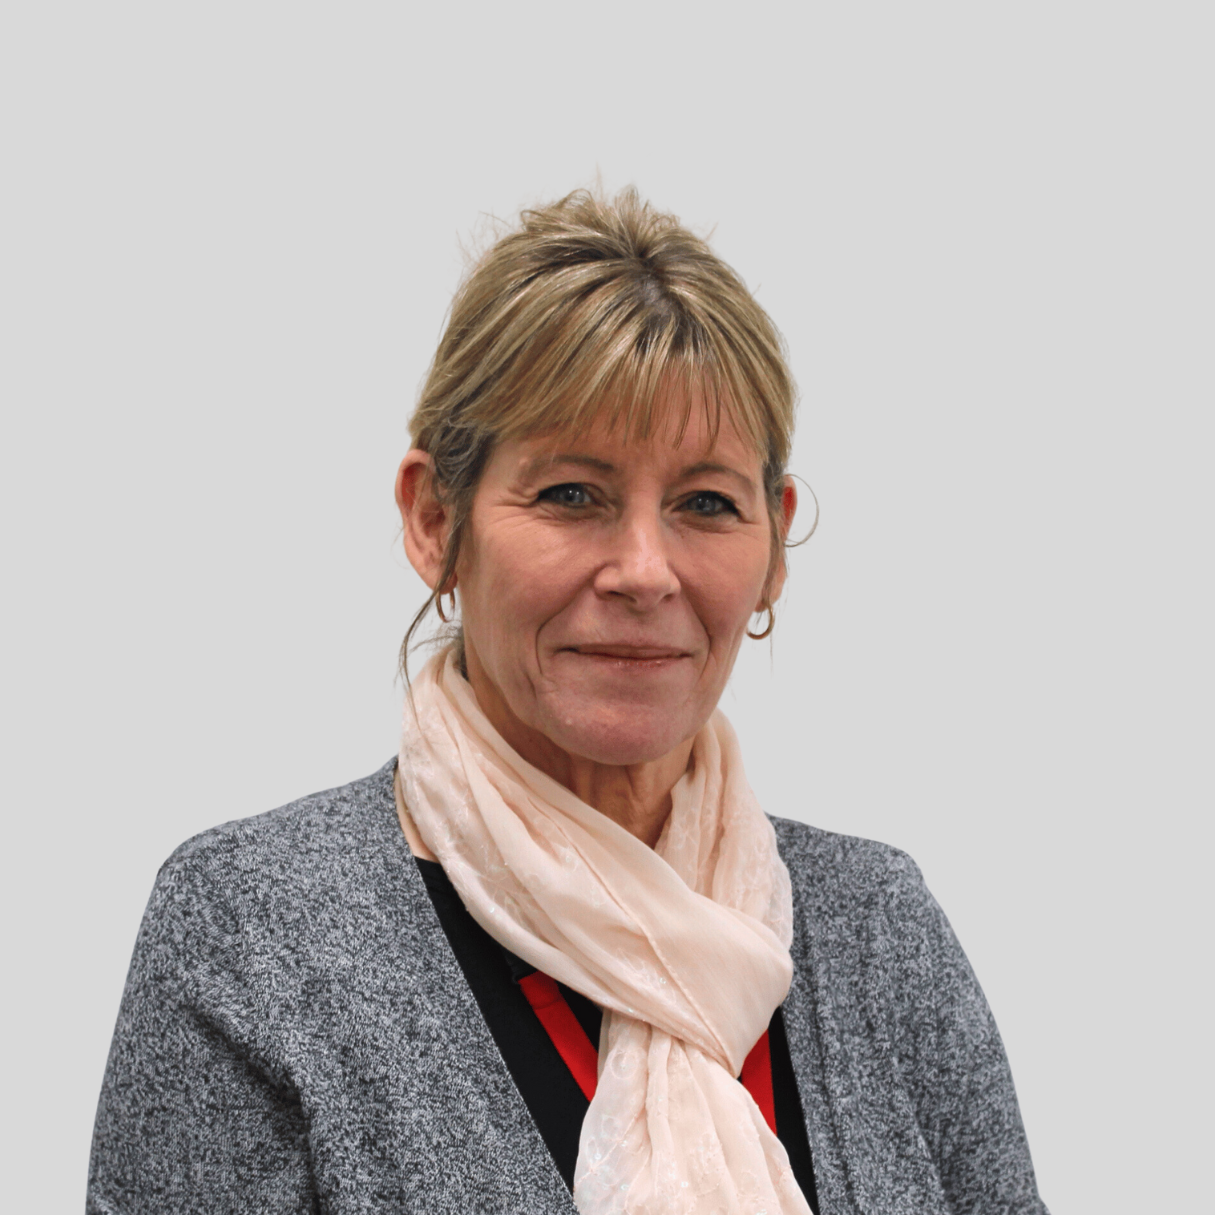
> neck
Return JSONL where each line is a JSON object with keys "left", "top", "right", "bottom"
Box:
{"left": 463, "top": 653, "right": 691, "bottom": 849}
{"left": 556, "top": 745, "right": 693, "bottom": 849}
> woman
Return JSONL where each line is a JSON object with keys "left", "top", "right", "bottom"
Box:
{"left": 88, "top": 189, "right": 1048, "bottom": 1214}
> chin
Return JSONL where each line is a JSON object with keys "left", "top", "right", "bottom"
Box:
{"left": 541, "top": 700, "right": 700, "bottom": 767}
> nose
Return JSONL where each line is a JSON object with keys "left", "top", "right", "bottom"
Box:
{"left": 593, "top": 511, "right": 680, "bottom": 611}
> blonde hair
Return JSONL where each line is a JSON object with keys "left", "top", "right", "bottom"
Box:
{"left": 403, "top": 187, "right": 797, "bottom": 673}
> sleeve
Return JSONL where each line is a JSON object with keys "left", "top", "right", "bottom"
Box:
{"left": 87, "top": 853, "right": 318, "bottom": 1215}
{"left": 884, "top": 857, "right": 1048, "bottom": 1215}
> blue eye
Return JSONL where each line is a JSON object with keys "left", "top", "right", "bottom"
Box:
{"left": 683, "top": 491, "right": 737, "bottom": 517}
{"left": 539, "top": 483, "right": 592, "bottom": 507}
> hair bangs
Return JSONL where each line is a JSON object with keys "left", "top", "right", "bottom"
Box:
{"left": 478, "top": 280, "right": 770, "bottom": 473}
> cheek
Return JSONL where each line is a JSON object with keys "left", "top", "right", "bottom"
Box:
{"left": 686, "top": 540, "right": 771, "bottom": 643}
{"left": 459, "top": 521, "right": 588, "bottom": 652}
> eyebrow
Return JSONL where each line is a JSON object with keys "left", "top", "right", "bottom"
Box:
{"left": 518, "top": 454, "right": 758, "bottom": 493}
{"left": 678, "top": 461, "right": 758, "bottom": 493}
{"left": 519, "top": 454, "right": 617, "bottom": 479}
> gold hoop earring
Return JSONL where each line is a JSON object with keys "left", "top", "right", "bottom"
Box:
{"left": 746, "top": 603, "right": 775, "bottom": 640}
{"left": 434, "top": 589, "right": 457, "bottom": 622}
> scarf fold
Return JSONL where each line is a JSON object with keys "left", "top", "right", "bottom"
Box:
{"left": 398, "top": 651, "right": 811, "bottom": 1215}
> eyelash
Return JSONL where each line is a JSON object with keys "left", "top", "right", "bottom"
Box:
{"left": 681, "top": 490, "right": 740, "bottom": 518}
{"left": 538, "top": 483, "right": 594, "bottom": 508}
{"left": 536, "top": 484, "right": 740, "bottom": 518}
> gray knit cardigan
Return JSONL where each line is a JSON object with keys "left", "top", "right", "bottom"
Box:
{"left": 88, "top": 760, "right": 1048, "bottom": 1215}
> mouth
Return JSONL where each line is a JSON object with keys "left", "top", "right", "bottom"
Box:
{"left": 561, "top": 644, "right": 693, "bottom": 667}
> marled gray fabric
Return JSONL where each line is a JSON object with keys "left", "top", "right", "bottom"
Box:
{"left": 88, "top": 760, "right": 1048, "bottom": 1215}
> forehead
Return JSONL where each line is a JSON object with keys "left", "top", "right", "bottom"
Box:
{"left": 507, "top": 393, "right": 764, "bottom": 472}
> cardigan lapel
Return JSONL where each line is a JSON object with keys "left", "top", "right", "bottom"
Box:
{"left": 777, "top": 818, "right": 860, "bottom": 1215}
{"left": 773, "top": 818, "right": 950, "bottom": 1215}
{"left": 367, "top": 762, "right": 579, "bottom": 1213}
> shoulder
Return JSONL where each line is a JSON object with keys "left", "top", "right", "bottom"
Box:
{"left": 769, "top": 813, "right": 1000, "bottom": 1075}
{"left": 147, "top": 759, "right": 406, "bottom": 943}
{"left": 165, "top": 757, "right": 399, "bottom": 875}
{"left": 768, "top": 814, "right": 964, "bottom": 1002}
{"left": 769, "top": 813, "right": 930, "bottom": 918}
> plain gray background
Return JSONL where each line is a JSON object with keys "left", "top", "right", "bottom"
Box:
{"left": 2, "top": 2, "right": 1211, "bottom": 1210}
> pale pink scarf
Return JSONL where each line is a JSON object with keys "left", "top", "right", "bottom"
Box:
{"left": 398, "top": 651, "right": 812, "bottom": 1215}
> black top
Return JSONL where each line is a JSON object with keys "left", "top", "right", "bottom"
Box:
{"left": 416, "top": 857, "right": 819, "bottom": 1210}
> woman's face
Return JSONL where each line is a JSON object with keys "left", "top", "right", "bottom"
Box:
{"left": 453, "top": 399, "right": 792, "bottom": 768}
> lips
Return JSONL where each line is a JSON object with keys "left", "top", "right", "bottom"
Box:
{"left": 566, "top": 644, "right": 691, "bottom": 660}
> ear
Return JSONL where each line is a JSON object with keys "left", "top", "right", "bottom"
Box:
{"left": 395, "top": 450, "right": 454, "bottom": 593}
{"left": 758, "top": 478, "right": 798, "bottom": 609}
